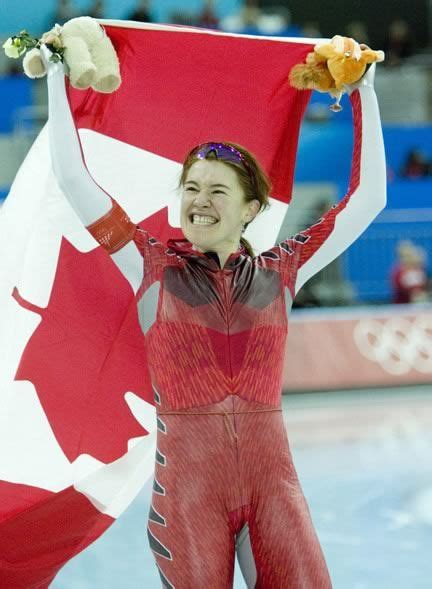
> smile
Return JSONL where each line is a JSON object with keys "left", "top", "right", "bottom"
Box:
{"left": 189, "top": 214, "right": 219, "bottom": 225}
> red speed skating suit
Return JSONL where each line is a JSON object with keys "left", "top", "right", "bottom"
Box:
{"left": 137, "top": 233, "right": 333, "bottom": 588}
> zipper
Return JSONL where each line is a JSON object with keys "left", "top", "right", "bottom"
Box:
{"left": 219, "top": 256, "right": 239, "bottom": 441}
{"left": 219, "top": 268, "right": 234, "bottom": 384}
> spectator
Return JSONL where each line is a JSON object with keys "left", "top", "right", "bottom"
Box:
{"left": 169, "top": 10, "right": 197, "bottom": 26}
{"left": 127, "top": 0, "right": 152, "bottom": 23}
{"left": 345, "top": 20, "right": 370, "bottom": 46}
{"left": 256, "top": 6, "right": 292, "bottom": 36}
{"left": 383, "top": 18, "right": 414, "bottom": 66}
{"left": 52, "top": 0, "right": 79, "bottom": 25}
{"left": 197, "top": 0, "right": 219, "bottom": 29}
{"left": 88, "top": 0, "right": 105, "bottom": 19}
{"left": 301, "top": 21, "right": 322, "bottom": 39}
{"left": 391, "top": 240, "right": 428, "bottom": 304}
{"left": 220, "top": 0, "right": 261, "bottom": 33}
{"left": 400, "top": 149, "right": 430, "bottom": 179}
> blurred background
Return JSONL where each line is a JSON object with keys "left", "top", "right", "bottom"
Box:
{"left": 1, "top": 1, "right": 432, "bottom": 587}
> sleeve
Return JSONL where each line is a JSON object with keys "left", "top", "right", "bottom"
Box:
{"left": 45, "top": 49, "right": 174, "bottom": 293}
{"left": 261, "top": 79, "right": 387, "bottom": 297}
{"left": 46, "top": 53, "right": 116, "bottom": 229}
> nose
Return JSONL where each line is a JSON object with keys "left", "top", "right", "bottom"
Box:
{"left": 194, "top": 189, "right": 211, "bottom": 206}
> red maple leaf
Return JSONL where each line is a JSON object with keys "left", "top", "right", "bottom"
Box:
{"left": 12, "top": 207, "right": 183, "bottom": 464}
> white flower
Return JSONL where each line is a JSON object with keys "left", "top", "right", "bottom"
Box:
{"left": 2, "top": 37, "right": 23, "bottom": 59}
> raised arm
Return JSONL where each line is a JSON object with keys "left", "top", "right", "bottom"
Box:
{"left": 295, "top": 67, "right": 386, "bottom": 294}
{"left": 264, "top": 64, "right": 386, "bottom": 296}
{"left": 44, "top": 49, "right": 144, "bottom": 293}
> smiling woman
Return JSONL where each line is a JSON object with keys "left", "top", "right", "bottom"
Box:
{"left": 178, "top": 141, "right": 272, "bottom": 264}
{"left": 41, "top": 28, "right": 386, "bottom": 587}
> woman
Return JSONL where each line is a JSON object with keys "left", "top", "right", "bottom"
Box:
{"left": 45, "top": 44, "right": 386, "bottom": 588}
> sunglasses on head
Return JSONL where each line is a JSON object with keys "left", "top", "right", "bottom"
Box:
{"left": 192, "top": 142, "right": 255, "bottom": 187}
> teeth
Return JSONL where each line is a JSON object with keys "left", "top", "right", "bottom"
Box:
{"left": 192, "top": 215, "right": 218, "bottom": 225}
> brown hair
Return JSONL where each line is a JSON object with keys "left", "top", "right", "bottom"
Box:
{"left": 178, "top": 141, "right": 272, "bottom": 256}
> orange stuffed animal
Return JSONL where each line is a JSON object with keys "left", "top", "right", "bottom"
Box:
{"left": 289, "top": 35, "right": 384, "bottom": 111}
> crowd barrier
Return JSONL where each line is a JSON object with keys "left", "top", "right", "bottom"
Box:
{"left": 282, "top": 303, "right": 432, "bottom": 392}
{"left": 343, "top": 208, "right": 432, "bottom": 302}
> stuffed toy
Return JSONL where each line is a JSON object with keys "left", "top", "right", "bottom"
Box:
{"left": 289, "top": 35, "right": 384, "bottom": 111}
{"left": 19, "top": 16, "right": 121, "bottom": 93}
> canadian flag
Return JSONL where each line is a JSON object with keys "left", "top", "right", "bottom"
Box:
{"left": 0, "top": 21, "right": 314, "bottom": 588}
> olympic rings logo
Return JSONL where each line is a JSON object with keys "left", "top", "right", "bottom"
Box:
{"left": 353, "top": 316, "right": 432, "bottom": 375}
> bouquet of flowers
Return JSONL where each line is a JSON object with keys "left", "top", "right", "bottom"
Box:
{"left": 2, "top": 25, "right": 64, "bottom": 78}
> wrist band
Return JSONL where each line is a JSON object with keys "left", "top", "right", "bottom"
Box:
{"left": 86, "top": 198, "right": 136, "bottom": 254}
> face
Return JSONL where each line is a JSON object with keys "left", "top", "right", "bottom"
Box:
{"left": 180, "top": 159, "right": 260, "bottom": 253}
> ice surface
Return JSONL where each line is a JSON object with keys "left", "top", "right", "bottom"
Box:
{"left": 52, "top": 385, "right": 432, "bottom": 588}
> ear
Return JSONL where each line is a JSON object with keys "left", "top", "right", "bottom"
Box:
{"left": 246, "top": 199, "right": 261, "bottom": 221}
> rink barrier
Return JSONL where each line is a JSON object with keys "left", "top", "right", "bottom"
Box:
{"left": 282, "top": 303, "right": 432, "bottom": 391}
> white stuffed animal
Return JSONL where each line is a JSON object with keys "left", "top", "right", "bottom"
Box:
{"left": 22, "top": 16, "right": 121, "bottom": 93}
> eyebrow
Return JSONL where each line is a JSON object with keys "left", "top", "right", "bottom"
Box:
{"left": 184, "top": 180, "right": 231, "bottom": 189}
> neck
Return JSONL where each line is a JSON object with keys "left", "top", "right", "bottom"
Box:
{"left": 192, "top": 242, "right": 241, "bottom": 269}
